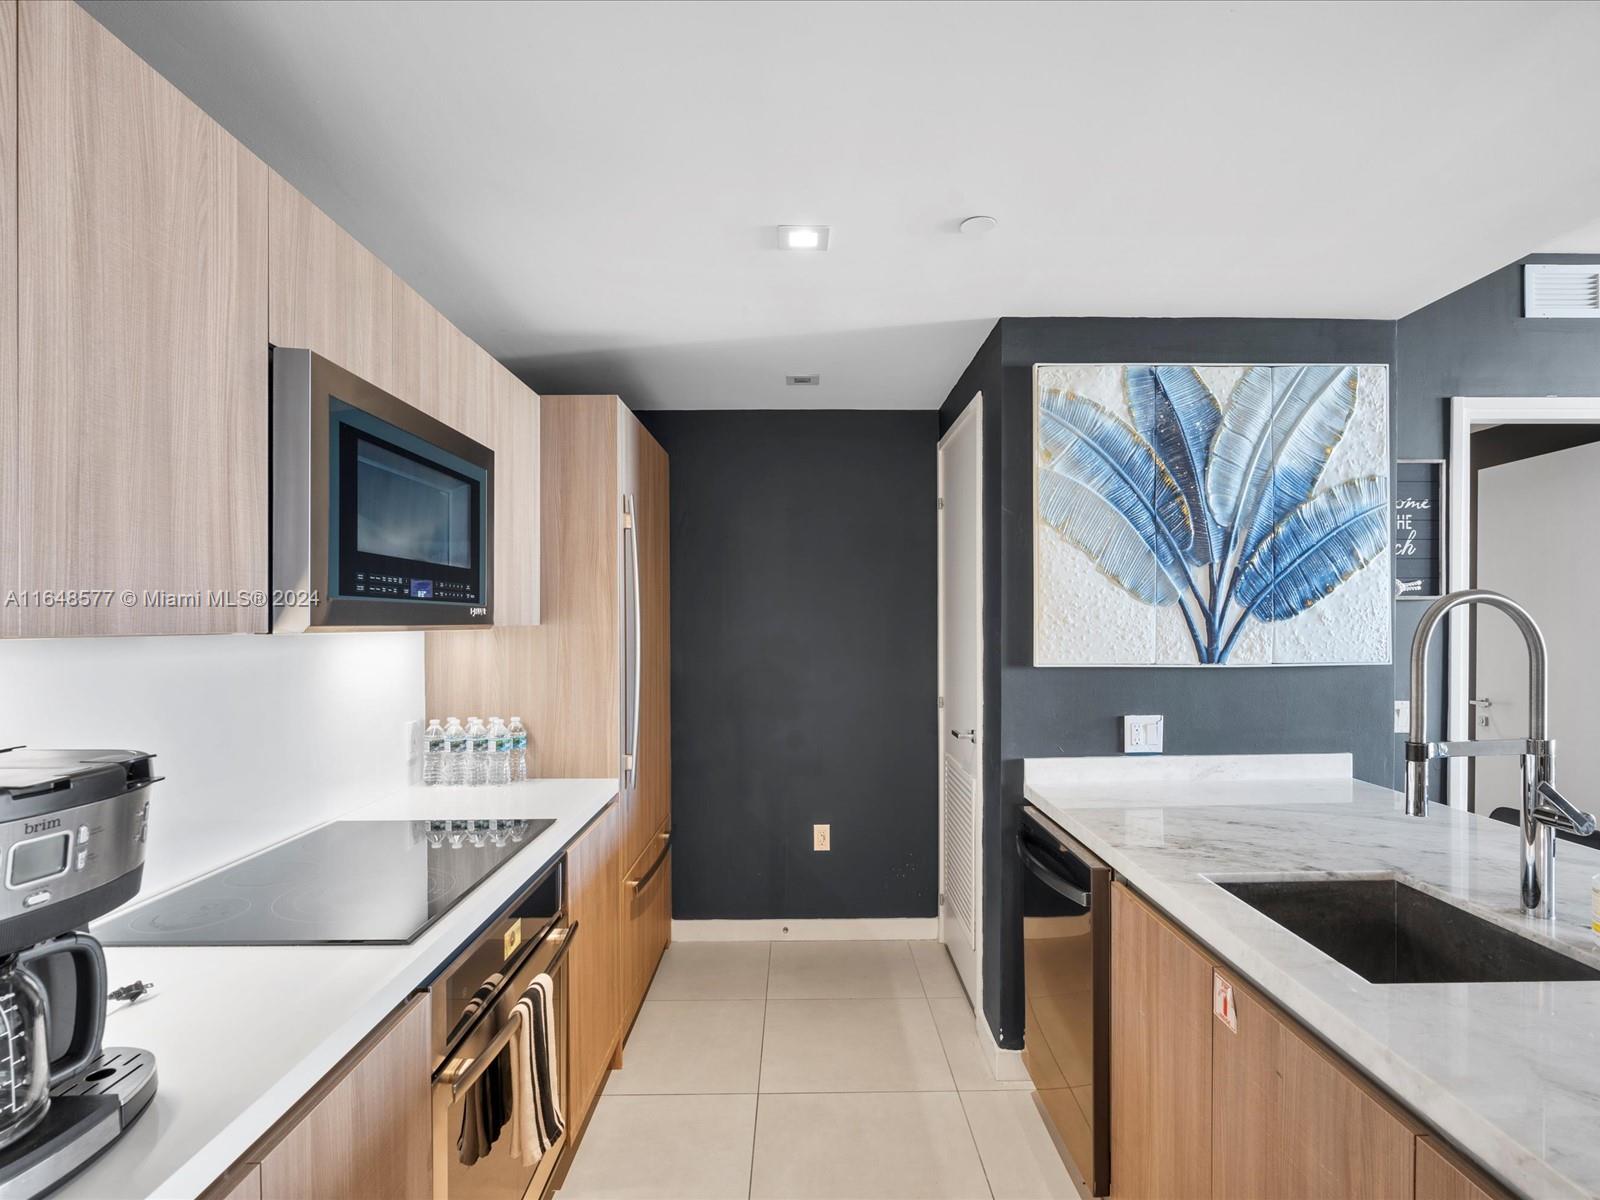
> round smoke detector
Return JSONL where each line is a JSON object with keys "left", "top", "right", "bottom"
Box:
{"left": 959, "top": 214, "right": 998, "bottom": 235}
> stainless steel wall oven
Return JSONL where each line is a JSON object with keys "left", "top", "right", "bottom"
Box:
{"left": 428, "top": 859, "right": 572, "bottom": 1200}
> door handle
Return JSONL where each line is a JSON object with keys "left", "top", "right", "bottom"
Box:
{"left": 950, "top": 729, "right": 976, "bottom": 742}
{"left": 623, "top": 495, "right": 642, "bottom": 788}
{"left": 1016, "top": 834, "right": 1092, "bottom": 907}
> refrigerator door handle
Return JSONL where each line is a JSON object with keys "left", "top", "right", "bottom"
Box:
{"left": 623, "top": 495, "right": 642, "bottom": 789}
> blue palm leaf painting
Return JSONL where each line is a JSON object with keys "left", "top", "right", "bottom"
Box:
{"left": 1036, "top": 363, "right": 1389, "bottom": 665}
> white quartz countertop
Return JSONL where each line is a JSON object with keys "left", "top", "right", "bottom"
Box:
{"left": 60, "top": 777, "right": 619, "bottom": 1200}
{"left": 1025, "top": 756, "right": 1600, "bottom": 1200}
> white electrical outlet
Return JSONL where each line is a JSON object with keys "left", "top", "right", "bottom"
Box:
{"left": 1122, "top": 714, "right": 1164, "bottom": 755}
{"left": 813, "top": 824, "right": 831, "bottom": 852}
{"left": 1394, "top": 700, "right": 1411, "bottom": 734}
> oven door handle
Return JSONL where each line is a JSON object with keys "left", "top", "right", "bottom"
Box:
{"left": 435, "top": 921, "right": 578, "bottom": 1100}
{"left": 1016, "top": 832, "right": 1092, "bottom": 908}
{"left": 439, "top": 1005, "right": 524, "bottom": 1101}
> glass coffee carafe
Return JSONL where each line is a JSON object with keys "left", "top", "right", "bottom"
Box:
{"left": 0, "top": 935, "right": 107, "bottom": 1150}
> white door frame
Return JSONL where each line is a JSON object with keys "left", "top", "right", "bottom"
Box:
{"left": 1445, "top": 396, "right": 1600, "bottom": 804}
{"left": 937, "top": 393, "right": 984, "bottom": 1007}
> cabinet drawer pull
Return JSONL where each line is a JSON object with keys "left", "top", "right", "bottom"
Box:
{"left": 627, "top": 831, "right": 672, "bottom": 893}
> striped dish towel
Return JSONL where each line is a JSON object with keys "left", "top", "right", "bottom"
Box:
{"left": 508, "top": 971, "right": 565, "bottom": 1166}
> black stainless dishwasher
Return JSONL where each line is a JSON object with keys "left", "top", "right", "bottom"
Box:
{"left": 1018, "top": 805, "right": 1111, "bottom": 1197}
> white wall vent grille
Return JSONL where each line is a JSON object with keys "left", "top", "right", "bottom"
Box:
{"left": 941, "top": 753, "right": 977, "bottom": 950}
{"left": 1524, "top": 263, "right": 1600, "bottom": 318}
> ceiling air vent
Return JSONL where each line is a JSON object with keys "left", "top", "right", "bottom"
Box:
{"left": 786, "top": 374, "right": 820, "bottom": 386}
{"left": 1524, "top": 263, "right": 1600, "bottom": 319}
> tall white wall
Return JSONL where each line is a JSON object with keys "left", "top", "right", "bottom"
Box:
{"left": 1476, "top": 440, "right": 1600, "bottom": 806}
{"left": 0, "top": 633, "right": 425, "bottom": 898}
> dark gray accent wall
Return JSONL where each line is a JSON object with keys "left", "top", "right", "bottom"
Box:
{"left": 1394, "top": 253, "right": 1600, "bottom": 791}
{"left": 636, "top": 410, "right": 940, "bottom": 920}
{"left": 944, "top": 317, "right": 1399, "bottom": 1051}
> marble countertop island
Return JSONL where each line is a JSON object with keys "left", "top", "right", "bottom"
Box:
{"left": 1025, "top": 754, "right": 1600, "bottom": 1200}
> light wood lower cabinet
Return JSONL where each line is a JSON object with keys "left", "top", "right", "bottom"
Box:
{"left": 1212, "top": 968, "right": 1417, "bottom": 1198}
{"left": 567, "top": 801, "right": 624, "bottom": 1118}
{"left": 1109, "top": 883, "right": 1213, "bottom": 1200}
{"left": 1113, "top": 884, "right": 1516, "bottom": 1200}
{"left": 208, "top": 1165, "right": 261, "bottom": 1200}
{"left": 1415, "top": 1138, "right": 1512, "bottom": 1200}
{"left": 622, "top": 824, "right": 672, "bottom": 1028}
{"left": 245, "top": 996, "right": 431, "bottom": 1200}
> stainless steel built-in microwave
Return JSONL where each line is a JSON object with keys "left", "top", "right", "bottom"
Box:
{"left": 271, "top": 348, "right": 494, "bottom": 632}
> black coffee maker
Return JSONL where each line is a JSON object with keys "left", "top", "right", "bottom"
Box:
{"left": 0, "top": 749, "right": 161, "bottom": 1198}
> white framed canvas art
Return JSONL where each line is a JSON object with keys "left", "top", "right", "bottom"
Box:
{"left": 1033, "top": 363, "right": 1391, "bottom": 667}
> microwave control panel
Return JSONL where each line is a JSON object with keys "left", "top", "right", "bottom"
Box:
{"left": 353, "top": 573, "right": 479, "bottom": 603}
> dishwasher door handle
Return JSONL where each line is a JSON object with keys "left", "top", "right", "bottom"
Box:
{"left": 1016, "top": 833, "right": 1092, "bottom": 908}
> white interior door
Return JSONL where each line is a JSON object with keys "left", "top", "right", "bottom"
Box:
{"left": 1475, "top": 440, "right": 1600, "bottom": 811}
{"left": 938, "top": 395, "right": 983, "bottom": 1004}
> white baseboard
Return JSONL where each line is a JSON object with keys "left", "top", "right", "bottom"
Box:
{"left": 977, "top": 1007, "right": 1030, "bottom": 1081}
{"left": 671, "top": 918, "right": 939, "bottom": 942}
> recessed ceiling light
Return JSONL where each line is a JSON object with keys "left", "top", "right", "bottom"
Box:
{"left": 959, "top": 214, "right": 998, "bottom": 235}
{"left": 778, "top": 225, "right": 830, "bottom": 251}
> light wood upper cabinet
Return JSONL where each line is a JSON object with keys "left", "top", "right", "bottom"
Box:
{"left": 1110, "top": 883, "right": 1213, "bottom": 1200}
{"left": 491, "top": 364, "right": 541, "bottom": 626}
{"left": 567, "top": 801, "right": 624, "bottom": 1118}
{"left": 256, "top": 997, "right": 431, "bottom": 1200}
{"left": 267, "top": 174, "right": 405, "bottom": 403}
{"left": 267, "top": 172, "right": 540, "bottom": 625}
{"left": 1212, "top": 968, "right": 1417, "bottom": 1199}
{"left": 1415, "top": 1138, "right": 1511, "bottom": 1200}
{"left": 1, "top": 0, "right": 17, "bottom": 639}
{"left": 15, "top": 0, "right": 268, "bottom": 636}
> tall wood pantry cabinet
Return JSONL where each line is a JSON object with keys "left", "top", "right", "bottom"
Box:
{"left": 426, "top": 395, "right": 672, "bottom": 1052}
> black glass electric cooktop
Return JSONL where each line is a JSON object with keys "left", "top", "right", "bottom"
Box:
{"left": 95, "top": 818, "right": 554, "bottom": 946}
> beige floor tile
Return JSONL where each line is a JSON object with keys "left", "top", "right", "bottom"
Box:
{"left": 608, "top": 999, "right": 766, "bottom": 1094}
{"left": 646, "top": 940, "right": 771, "bottom": 1000}
{"left": 960, "top": 1090, "right": 1081, "bottom": 1200}
{"left": 751, "top": 1091, "right": 992, "bottom": 1199}
{"left": 760, "top": 998, "right": 954, "bottom": 1092}
{"left": 929, "top": 997, "right": 1035, "bottom": 1092}
{"left": 767, "top": 939, "right": 923, "bottom": 998}
{"left": 910, "top": 940, "right": 969, "bottom": 998}
{"left": 556, "top": 1093, "right": 757, "bottom": 1199}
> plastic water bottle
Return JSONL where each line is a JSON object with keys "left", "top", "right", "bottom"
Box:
{"left": 508, "top": 716, "right": 528, "bottom": 782}
{"left": 487, "top": 717, "right": 511, "bottom": 786}
{"left": 422, "top": 719, "right": 446, "bottom": 786}
{"left": 444, "top": 717, "right": 466, "bottom": 786}
{"left": 465, "top": 717, "right": 489, "bottom": 786}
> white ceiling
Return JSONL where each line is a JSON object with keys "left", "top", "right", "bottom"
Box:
{"left": 82, "top": 0, "right": 1600, "bottom": 410}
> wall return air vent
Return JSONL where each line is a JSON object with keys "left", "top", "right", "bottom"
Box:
{"left": 1524, "top": 263, "right": 1600, "bottom": 318}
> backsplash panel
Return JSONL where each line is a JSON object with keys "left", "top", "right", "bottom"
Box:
{"left": 0, "top": 632, "right": 424, "bottom": 898}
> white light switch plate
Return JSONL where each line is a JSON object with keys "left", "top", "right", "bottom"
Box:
{"left": 1394, "top": 701, "right": 1411, "bottom": 734}
{"left": 1122, "top": 714, "right": 1164, "bottom": 754}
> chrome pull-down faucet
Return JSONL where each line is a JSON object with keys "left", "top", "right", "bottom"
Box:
{"left": 1404, "top": 589, "right": 1595, "bottom": 919}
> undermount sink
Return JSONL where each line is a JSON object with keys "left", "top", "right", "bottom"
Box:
{"left": 1215, "top": 878, "right": 1600, "bottom": 984}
